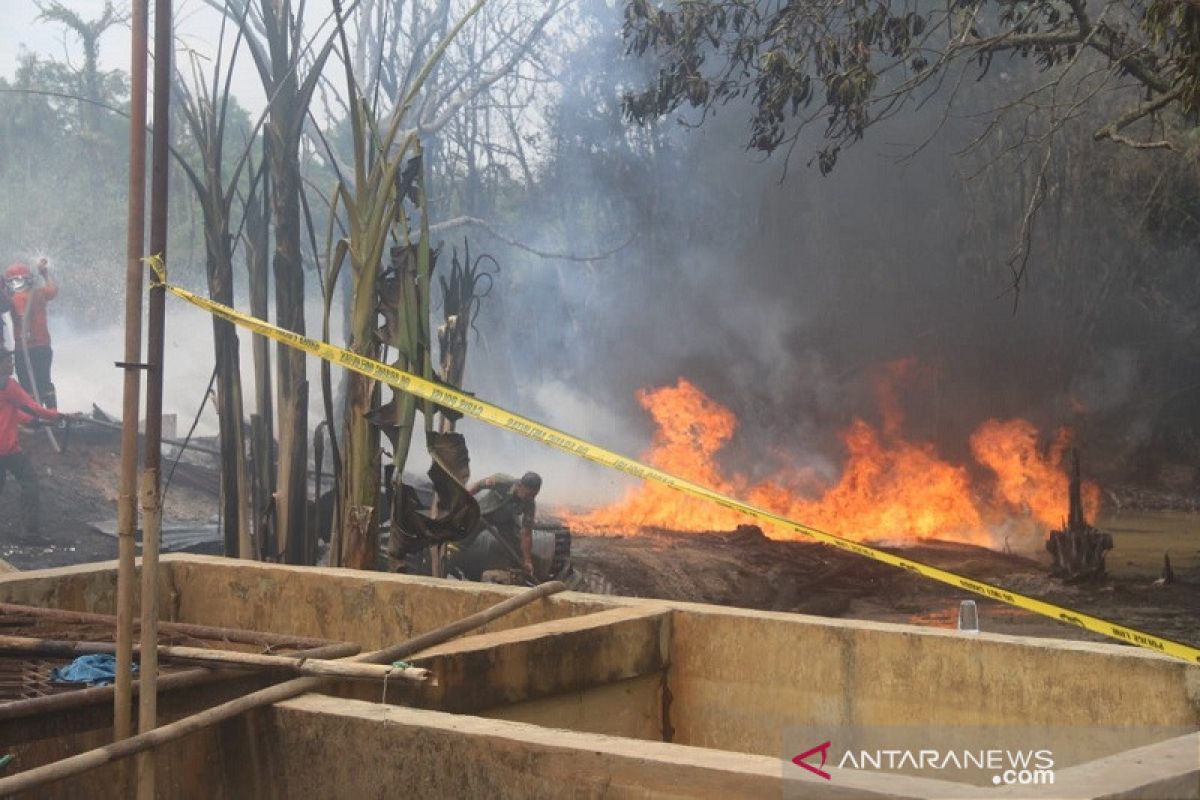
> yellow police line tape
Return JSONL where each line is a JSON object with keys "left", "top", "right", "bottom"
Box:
{"left": 146, "top": 259, "right": 1199, "bottom": 665}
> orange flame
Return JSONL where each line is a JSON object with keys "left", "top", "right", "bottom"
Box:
{"left": 569, "top": 376, "right": 1098, "bottom": 548}
{"left": 969, "top": 419, "right": 1100, "bottom": 528}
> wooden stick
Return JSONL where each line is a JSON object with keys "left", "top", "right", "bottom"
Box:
{"left": 0, "top": 635, "right": 430, "bottom": 683}
{"left": 115, "top": 0, "right": 150, "bottom": 754}
{"left": 0, "top": 581, "right": 565, "bottom": 795}
{"left": 0, "top": 603, "right": 351, "bottom": 650}
{"left": 137, "top": 0, "right": 174, "bottom": 794}
{"left": 0, "top": 642, "right": 356, "bottom": 723}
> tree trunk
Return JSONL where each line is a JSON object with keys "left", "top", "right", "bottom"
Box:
{"left": 1047, "top": 451, "right": 1113, "bottom": 582}
{"left": 204, "top": 228, "right": 250, "bottom": 558}
{"left": 245, "top": 165, "right": 274, "bottom": 558}
{"left": 267, "top": 114, "right": 310, "bottom": 565}
{"left": 338, "top": 247, "right": 381, "bottom": 570}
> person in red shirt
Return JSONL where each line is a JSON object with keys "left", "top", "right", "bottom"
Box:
{"left": 6, "top": 258, "right": 58, "bottom": 408}
{"left": 0, "top": 349, "right": 59, "bottom": 536}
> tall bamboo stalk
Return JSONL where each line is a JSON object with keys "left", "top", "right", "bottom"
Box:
{"left": 172, "top": 4, "right": 263, "bottom": 559}
{"left": 114, "top": 0, "right": 149, "bottom": 751}
{"left": 136, "top": 0, "right": 172, "bottom": 794}
{"left": 246, "top": 160, "right": 274, "bottom": 557}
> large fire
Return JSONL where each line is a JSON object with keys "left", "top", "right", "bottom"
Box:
{"left": 569, "top": 376, "right": 1100, "bottom": 547}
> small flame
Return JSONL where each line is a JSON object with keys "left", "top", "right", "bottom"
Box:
{"left": 569, "top": 375, "right": 1097, "bottom": 548}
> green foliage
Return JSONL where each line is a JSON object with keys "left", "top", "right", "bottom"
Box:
{"left": 1145, "top": 0, "right": 1200, "bottom": 117}
{"left": 0, "top": 51, "right": 131, "bottom": 321}
{"left": 622, "top": 0, "right": 1198, "bottom": 169}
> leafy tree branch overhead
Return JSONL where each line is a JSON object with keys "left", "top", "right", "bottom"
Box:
{"left": 620, "top": 0, "right": 1200, "bottom": 169}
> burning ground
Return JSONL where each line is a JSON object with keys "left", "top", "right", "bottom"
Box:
{"left": 566, "top": 373, "right": 1100, "bottom": 550}
{"left": 558, "top": 373, "right": 1200, "bottom": 648}
{"left": 1, "top": 401, "right": 1197, "bottom": 652}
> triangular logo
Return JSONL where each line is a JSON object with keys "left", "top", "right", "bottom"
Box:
{"left": 792, "top": 740, "right": 832, "bottom": 780}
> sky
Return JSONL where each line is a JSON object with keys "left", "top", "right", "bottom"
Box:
{"left": 0, "top": 0, "right": 312, "bottom": 112}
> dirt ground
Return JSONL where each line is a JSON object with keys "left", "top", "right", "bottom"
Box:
{"left": 568, "top": 524, "right": 1200, "bottom": 648}
{"left": 3, "top": 423, "right": 1197, "bottom": 654}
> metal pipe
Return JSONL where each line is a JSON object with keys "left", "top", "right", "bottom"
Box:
{"left": 138, "top": 0, "right": 172, "bottom": 795}
{"left": 114, "top": 0, "right": 150, "bottom": 748}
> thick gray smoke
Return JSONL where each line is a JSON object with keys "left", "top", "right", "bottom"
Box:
{"left": 448, "top": 11, "right": 1200, "bottom": 507}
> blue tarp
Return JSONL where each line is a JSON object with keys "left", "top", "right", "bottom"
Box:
{"left": 50, "top": 654, "right": 136, "bottom": 686}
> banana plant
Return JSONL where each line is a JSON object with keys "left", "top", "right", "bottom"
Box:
{"left": 323, "top": 0, "right": 488, "bottom": 569}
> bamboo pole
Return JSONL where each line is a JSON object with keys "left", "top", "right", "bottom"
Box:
{"left": 114, "top": 0, "right": 150, "bottom": 747}
{"left": 0, "top": 603, "right": 354, "bottom": 651}
{"left": 0, "top": 635, "right": 431, "bottom": 683}
{"left": 137, "top": 0, "right": 173, "bottom": 795}
{"left": 0, "top": 582, "right": 565, "bottom": 796}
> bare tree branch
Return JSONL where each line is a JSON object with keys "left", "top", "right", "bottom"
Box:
{"left": 430, "top": 215, "right": 636, "bottom": 262}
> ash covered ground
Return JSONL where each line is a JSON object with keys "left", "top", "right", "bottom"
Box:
{"left": 0, "top": 425, "right": 216, "bottom": 569}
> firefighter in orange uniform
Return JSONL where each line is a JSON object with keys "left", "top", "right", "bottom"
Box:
{"left": 0, "top": 350, "right": 59, "bottom": 536}
{"left": 6, "top": 258, "right": 58, "bottom": 408}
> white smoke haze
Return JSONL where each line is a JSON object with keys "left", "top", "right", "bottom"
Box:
{"left": 460, "top": 377, "right": 641, "bottom": 509}
{"left": 52, "top": 295, "right": 345, "bottom": 438}
{"left": 51, "top": 281, "right": 635, "bottom": 509}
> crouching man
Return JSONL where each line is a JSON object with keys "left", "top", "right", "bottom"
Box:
{"left": 467, "top": 471, "right": 542, "bottom": 575}
{"left": 0, "top": 349, "right": 59, "bottom": 536}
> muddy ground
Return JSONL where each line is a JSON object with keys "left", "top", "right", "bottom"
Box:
{"left": 2, "top": 424, "right": 1197, "bottom": 652}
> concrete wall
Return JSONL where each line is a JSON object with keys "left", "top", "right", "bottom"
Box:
{"left": 1, "top": 557, "right": 1197, "bottom": 798}
{"left": 155, "top": 558, "right": 1200, "bottom": 764}
{"left": 483, "top": 673, "right": 665, "bottom": 740}
{"left": 1, "top": 676, "right": 278, "bottom": 800}
{"left": 218, "top": 699, "right": 1199, "bottom": 799}
{"left": 163, "top": 556, "right": 613, "bottom": 648}
{"left": 4, "top": 558, "right": 1193, "bottom": 751}
{"left": 221, "top": 695, "right": 970, "bottom": 799}
{"left": 0, "top": 561, "right": 124, "bottom": 615}
{"left": 664, "top": 602, "right": 1200, "bottom": 758}
{"left": 326, "top": 605, "right": 672, "bottom": 740}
